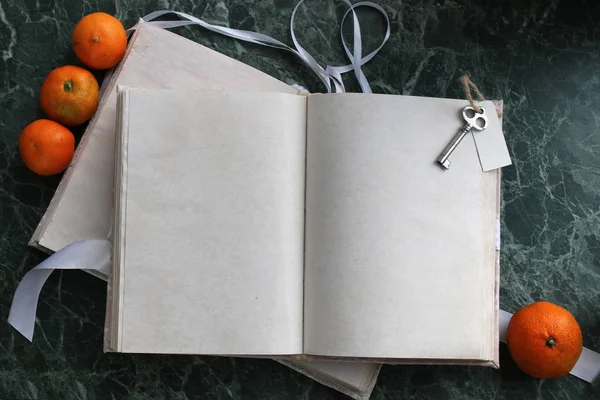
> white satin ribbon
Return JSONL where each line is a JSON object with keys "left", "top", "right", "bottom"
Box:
{"left": 499, "top": 310, "right": 600, "bottom": 383}
{"left": 8, "top": 240, "right": 111, "bottom": 341}
{"left": 130, "top": 0, "right": 391, "bottom": 93}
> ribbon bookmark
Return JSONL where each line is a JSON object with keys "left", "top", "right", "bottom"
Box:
{"left": 8, "top": 240, "right": 111, "bottom": 341}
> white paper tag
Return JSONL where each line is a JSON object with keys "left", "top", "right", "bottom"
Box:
{"left": 472, "top": 100, "right": 512, "bottom": 172}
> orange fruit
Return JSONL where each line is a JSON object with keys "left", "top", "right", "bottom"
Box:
{"left": 507, "top": 301, "right": 583, "bottom": 378}
{"left": 19, "top": 119, "right": 75, "bottom": 176}
{"left": 40, "top": 65, "right": 99, "bottom": 126}
{"left": 72, "top": 12, "right": 127, "bottom": 70}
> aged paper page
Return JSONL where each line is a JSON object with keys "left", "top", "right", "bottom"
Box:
{"left": 303, "top": 94, "right": 498, "bottom": 360}
{"left": 115, "top": 90, "right": 306, "bottom": 355}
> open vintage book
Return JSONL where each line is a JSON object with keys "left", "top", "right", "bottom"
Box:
{"left": 108, "top": 88, "right": 501, "bottom": 366}
{"left": 29, "top": 21, "right": 382, "bottom": 399}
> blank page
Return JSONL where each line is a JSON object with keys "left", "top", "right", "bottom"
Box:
{"left": 303, "top": 93, "right": 498, "bottom": 360}
{"left": 113, "top": 90, "right": 306, "bottom": 355}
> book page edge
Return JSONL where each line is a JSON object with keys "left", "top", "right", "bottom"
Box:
{"left": 109, "top": 88, "right": 131, "bottom": 352}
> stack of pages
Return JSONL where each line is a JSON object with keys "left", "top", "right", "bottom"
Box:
{"left": 29, "top": 22, "right": 502, "bottom": 399}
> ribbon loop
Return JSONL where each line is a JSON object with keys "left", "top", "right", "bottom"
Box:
{"left": 339, "top": 1, "right": 391, "bottom": 93}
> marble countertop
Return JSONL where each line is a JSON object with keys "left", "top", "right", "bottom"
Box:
{"left": 2, "top": 0, "right": 600, "bottom": 399}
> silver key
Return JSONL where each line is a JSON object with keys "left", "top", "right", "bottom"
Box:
{"left": 436, "top": 105, "right": 489, "bottom": 170}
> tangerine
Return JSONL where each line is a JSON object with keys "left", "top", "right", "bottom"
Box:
{"left": 507, "top": 301, "right": 583, "bottom": 378}
{"left": 19, "top": 119, "right": 75, "bottom": 176}
{"left": 72, "top": 12, "right": 127, "bottom": 70}
{"left": 40, "top": 65, "right": 99, "bottom": 126}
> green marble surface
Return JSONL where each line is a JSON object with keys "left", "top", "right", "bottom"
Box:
{"left": 2, "top": 0, "right": 600, "bottom": 398}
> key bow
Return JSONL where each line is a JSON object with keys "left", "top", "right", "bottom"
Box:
{"left": 463, "top": 105, "right": 489, "bottom": 131}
